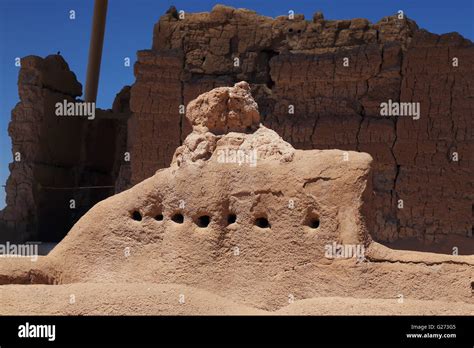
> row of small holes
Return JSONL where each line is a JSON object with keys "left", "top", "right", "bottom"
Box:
{"left": 131, "top": 211, "right": 319, "bottom": 229}
{"left": 132, "top": 211, "right": 223, "bottom": 227}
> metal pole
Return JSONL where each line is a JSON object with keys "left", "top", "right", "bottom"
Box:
{"left": 85, "top": 0, "right": 108, "bottom": 102}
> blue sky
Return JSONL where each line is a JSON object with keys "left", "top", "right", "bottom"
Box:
{"left": 0, "top": 0, "right": 473, "bottom": 209}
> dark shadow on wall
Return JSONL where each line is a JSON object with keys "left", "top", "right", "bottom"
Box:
{"left": 0, "top": 54, "right": 130, "bottom": 243}
{"left": 383, "top": 236, "right": 474, "bottom": 256}
{"left": 34, "top": 116, "right": 126, "bottom": 242}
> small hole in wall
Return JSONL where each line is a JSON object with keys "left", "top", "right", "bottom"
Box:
{"left": 131, "top": 211, "right": 142, "bottom": 221}
{"left": 305, "top": 212, "right": 320, "bottom": 229}
{"left": 227, "top": 214, "right": 237, "bottom": 225}
{"left": 196, "top": 215, "right": 210, "bottom": 228}
{"left": 308, "top": 218, "right": 320, "bottom": 229}
{"left": 255, "top": 217, "right": 270, "bottom": 229}
{"left": 171, "top": 213, "right": 184, "bottom": 224}
{"left": 297, "top": 29, "right": 302, "bottom": 34}
{"left": 155, "top": 214, "right": 163, "bottom": 221}
{"left": 471, "top": 281, "right": 474, "bottom": 292}
{"left": 288, "top": 28, "right": 293, "bottom": 33}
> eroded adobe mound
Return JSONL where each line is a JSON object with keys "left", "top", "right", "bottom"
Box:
{"left": 186, "top": 81, "right": 260, "bottom": 134}
{"left": 0, "top": 83, "right": 473, "bottom": 314}
{"left": 44, "top": 82, "right": 374, "bottom": 289}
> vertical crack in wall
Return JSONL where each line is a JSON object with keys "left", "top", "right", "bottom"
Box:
{"left": 391, "top": 44, "right": 404, "bottom": 240}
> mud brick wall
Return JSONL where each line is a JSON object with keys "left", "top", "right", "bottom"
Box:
{"left": 126, "top": 5, "right": 473, "bottom": 242}
{"left": 0, "top": 55, "right": 129, "bottom": 243}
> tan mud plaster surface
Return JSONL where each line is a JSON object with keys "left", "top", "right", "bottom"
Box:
{"left": 1, "top": 83, "right": 473, "bottom": 315}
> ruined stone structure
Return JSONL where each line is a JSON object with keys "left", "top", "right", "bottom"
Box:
{"left": 0, "top": 56, "right": 130, "bottom": 242}
{"left": 1, "top": 5, "right": 473, "bottom": 249}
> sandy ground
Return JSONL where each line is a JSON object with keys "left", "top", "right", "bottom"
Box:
{"left": 1, "top": 282, "right": 473, "bottom": 315}
{"left": 0, "top": 283, "right": 263, "bottom": 315}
